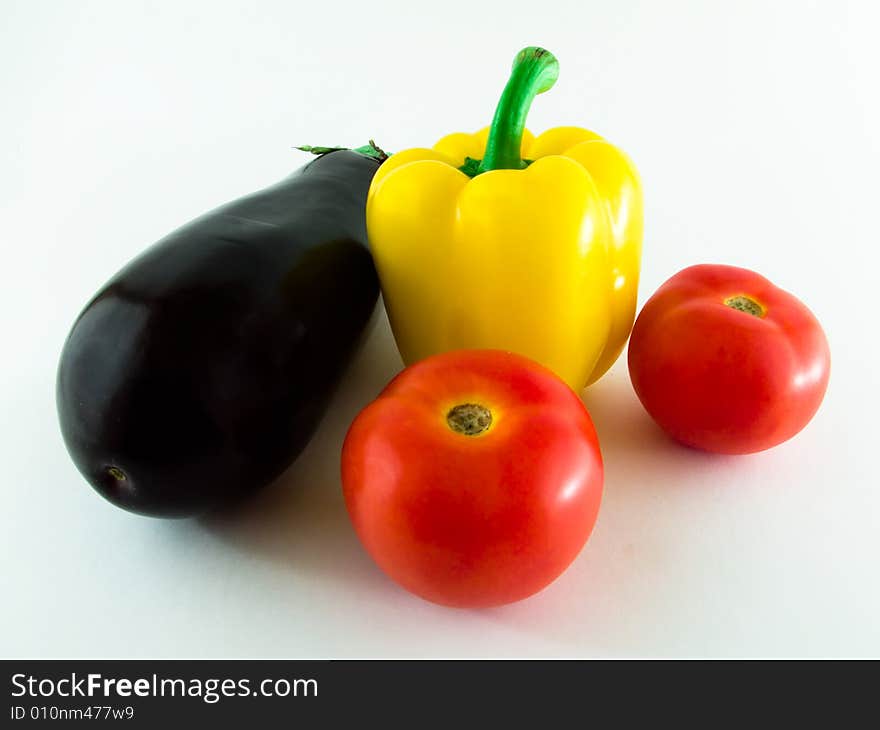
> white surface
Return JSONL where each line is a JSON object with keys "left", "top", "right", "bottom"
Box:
{"left": 2, "top": 0, "right": 878, "bottom": 658}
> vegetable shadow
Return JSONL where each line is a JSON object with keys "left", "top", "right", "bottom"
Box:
{"left": 199, "top": 325, "right": 743, "bottom": 655}
{"left": 199, "top": 303, "right": 402, "bottom": 595}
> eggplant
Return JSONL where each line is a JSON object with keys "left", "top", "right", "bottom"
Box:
{"left": 57, "top": 149, "right": 382, "bottom": 517}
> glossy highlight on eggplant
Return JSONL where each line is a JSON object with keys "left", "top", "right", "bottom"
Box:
{"left": 57, "top": 150, "right": 381, "bottom": 517}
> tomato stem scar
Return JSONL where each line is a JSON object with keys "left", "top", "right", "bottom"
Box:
{"left": 724, "top": 295, "right": 765, "bottom": 317}
{"left": 447, "top": 404, "right": 493, "bottom": 436}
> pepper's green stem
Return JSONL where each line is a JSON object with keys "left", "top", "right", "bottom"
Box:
{"left": 477, "top": 47, "right": 559, "bottom": 174}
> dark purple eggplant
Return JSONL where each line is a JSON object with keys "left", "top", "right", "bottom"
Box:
{"left": 57, "top": 148, "right": 382, "bottom": 517}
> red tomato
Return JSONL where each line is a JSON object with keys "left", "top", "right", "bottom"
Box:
{"left": 341, "top": 350, "right": 603, "bottom": 608}
{"left": 628, "top": 264, "right": 830, "bottom": 455}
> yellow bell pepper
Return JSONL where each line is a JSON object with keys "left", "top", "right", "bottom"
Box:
{"left": 366, "top": 47, "right": 643, "bottom": 389}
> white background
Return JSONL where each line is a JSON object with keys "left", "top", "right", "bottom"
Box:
{"left": 2, "top": 0, "right": 878, "bottom": 658}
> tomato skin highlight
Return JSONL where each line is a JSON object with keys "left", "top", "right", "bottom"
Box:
{"left": 341, "top": 350, "right": 604, "bottom": 608}
{"left": 627, "top": 264, "right": 830, "bottom": 455}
